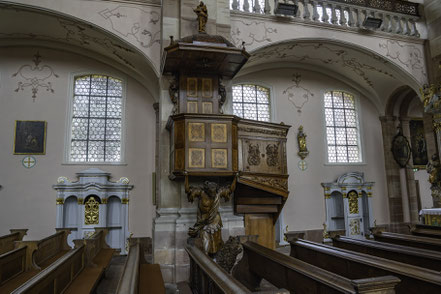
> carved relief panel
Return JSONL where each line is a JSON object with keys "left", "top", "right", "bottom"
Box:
{"left": 180, "top": 75, "right": 219, "bottom": 114}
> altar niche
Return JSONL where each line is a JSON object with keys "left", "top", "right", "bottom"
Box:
{"left": 322, "top": 172, "right": 374, "bottom": 239}
{"left": 53, "top": 168, "right": 132, "bottom": 254}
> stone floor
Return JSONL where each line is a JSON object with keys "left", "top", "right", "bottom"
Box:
{"left": 96, "top": 255, "right": 126, "bottom": 294}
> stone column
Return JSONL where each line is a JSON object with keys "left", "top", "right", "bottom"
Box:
{"left": 380, "top": 116, "right": 404, "bottom": 227}
{"left": 400, "top": 117, "right": 420, "bottom": 222}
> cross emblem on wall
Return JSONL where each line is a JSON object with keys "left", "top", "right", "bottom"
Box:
{"left": 22, "top": 156, "right": 36, "bottom": 168}
{"left": 298, "top": 159, "right": 308, "bottom": 171}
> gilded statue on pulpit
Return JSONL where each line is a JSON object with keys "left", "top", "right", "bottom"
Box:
{"left": 185, "top": 173, "right": 237, "bottom": 255}
{"left": 193, "top": 1, "right": 208, "bottom": 33}
{"left": 427, "top": 154, "right": 441, "bottom": 208}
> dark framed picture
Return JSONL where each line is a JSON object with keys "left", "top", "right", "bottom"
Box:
{"left": 13, "top": 121, "right": 47, "bottom": 155}
{"left": 409, "top": 119, "right": 428, "bottom": 168}
{"left": 391, "top": 130, "right": 411, "bottom": 168}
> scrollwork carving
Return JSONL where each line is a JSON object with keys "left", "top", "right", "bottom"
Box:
{"left": 169, "top": 75, "right": 179, "bottom": 114}
{"left": 266, "top": 143, "right": 280, "bottom": 167}
{"left": 247, "top": 143, "right": 261, "bottom": 166}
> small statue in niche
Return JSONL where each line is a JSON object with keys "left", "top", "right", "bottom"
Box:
{"left": 247, "top": 143, "right": 261, "bottom": 166}
{"left": 185, "top": 173, "right": 237, "bottom": 255}
{"left": 266, "top": 143, "right": 280, "bottom": 167}
{"left": 218, "top": 77, "right": 227, "bottom": 113}
{"left": 193, "top": 1, "right": 208, "bottom": 33}
{"left": 427, "top": 154, "right": 441, "bottom": 208}
{"left": 168, "top": 76, "right": 179, "bottom": 114}
{"left": 297, "top": 125, "right": 309, "bottom": 160}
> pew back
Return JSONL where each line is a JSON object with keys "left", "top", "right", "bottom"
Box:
{"left": 0, "top": 246, "right": 27, "bottom": 285}
{"left": 373, "top": 231, "right": 441, "bottom": 252}
{"left": 290, "top": 239, "right": 441, "bottom": 294}
{"left": 411, "top": 224, "right": 441, "bottom": 239}
{"left": 332, "top": 235, "right": 441, "bottom": 271}
{"left": 0, "top": 229, "right": 28, "bottom": 255}
{"left": 234, "top": 241, "right": 399, "bottom": 294}
{"left": 10, "top": 245, "right": 85, "bottom": 294}
{"left": 116, "top": 242, "right": 142, "bottom": 294}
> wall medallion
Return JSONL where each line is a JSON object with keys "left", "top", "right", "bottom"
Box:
{"left": 391, "top": 127, "right": 411, "bottom": 168}
{"left": 298, "top": 160, "right": 307, "bottom": 171}
{"left": 22, "top": 156, "right": 36, "bottom": 169}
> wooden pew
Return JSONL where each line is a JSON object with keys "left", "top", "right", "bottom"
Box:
{"left": 233, "top": 241, "right": 400, "bottom": 294}
{"left": 0, "top": 230, "right": 71, "bottom": 293}
{"left": 289, "top": 238, "right": 441, "bottom": 294}
{"left": 332, "top": 235, "right": 441, "bottom": 271}
{"left": 63, "top": 228, "right": 114, "bottom": 294}
{"left": 116, "top": 240, "right": 165, "bottom": 294}
{"left": 0, "top": 229, "right": 28, "bottom": 255}
{"left": 410, "top": 224, "right": 441, "bottom": 239}
{"left": 10, "top": 228, "right": 114, "bottom": 294}
{"left": 186, "top": 242, "right": 286, "bottom": 294}
{"left": 10, "top": 245, "right": 85, "bottom": 294}
{"left": 373, "top": 231, "right": 441, "bottom": 252}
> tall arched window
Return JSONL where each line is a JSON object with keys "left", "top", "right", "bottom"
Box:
{"left": 232, "top": 84, "right": 271, "bottom": 121}
{"left": 324, "top": 91, "right": 361, "bottom": 163}
{"left": 69, "top": 75, "right": 123, "bottom": 162}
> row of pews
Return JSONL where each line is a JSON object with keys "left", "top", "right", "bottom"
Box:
{"left": 0, "top": 228, "right": 166, "bottom": 294}
{"left": 186, "top": 224, "right": 441, "bottom": 294}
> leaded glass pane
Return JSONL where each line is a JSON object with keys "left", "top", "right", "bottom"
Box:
{"left": 232, "top": 84, "right": 270, "bottom": 122}
{"left": 71, "top": 75, "right": 123, "bottom": 162}
{"left": 325, "top": 91, "right": 361, "bottom": 163}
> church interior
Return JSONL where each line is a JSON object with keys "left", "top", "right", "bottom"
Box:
{"left": 1, "top": 0, "right": 441, "bottom": 293}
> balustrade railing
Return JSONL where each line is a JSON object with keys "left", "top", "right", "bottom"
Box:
{"left": 230, "top": 0, "right": 420, "bottom": 37}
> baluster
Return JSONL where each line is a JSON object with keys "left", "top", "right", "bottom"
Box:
{"left": 294, "top": 0, "right": 301, "bottom": 18}
{"left": 347, "top": 7, "right": 355, "bottom": 27}
{"left": 312, "top": 1, "right": 319, "bottom": 22}
{"left": 339, "top": 6, "right": 347, "bottom": 26}
{"left": 253, "top": 0, "right": 261, "bottom": 13}
{"left": 386, "top": 14, "right": 393, "bottom": 32}
{"left": 395, "top": 15, "right": 403, "bottom": 34}
{"left": 243, "top": 0, "right": 250, "bottom": 12}
{"left": 410, "top": 18, "right": 420, "bottom": 37}
{"left": 303, "top": 0, "right": 311, "bottom": 20}
{"left": 232, "top": 0, "right": 239, "bottom": 10}
{"left": 356, "top": 8, "right": 364, "bottom": 27}
{"left": 321, "top": 2, "right": 329, "bottom": 23}
{"left": 403, "top": 16, "right": 411, "bottom": 35}
{"left": 264, "top": 0, "right": 271, "bottom": 14}
{"left": 330, "top": 4, "right": 338, "bottom": 24}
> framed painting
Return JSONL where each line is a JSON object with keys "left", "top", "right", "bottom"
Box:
{"left": 14, "top": 120, "right": 47, "bottom": 155}
{"left": 391, "top": 129, "right": 411, "bottom": 168}
{"left": 409, "top": 119, "right": 428, "bottom": 168}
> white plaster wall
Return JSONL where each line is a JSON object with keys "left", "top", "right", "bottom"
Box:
{"left": 233, "top": 68, "right": 389, "bottom": 231}
{"left": 0, "top": 47, "right": 156, "bottom": 239}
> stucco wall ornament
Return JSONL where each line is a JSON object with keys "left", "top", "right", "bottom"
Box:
{"left": 12, "top": 52, "right": 59, "bottom": 101}
{"left": 99, "top": 5, "right": 160, "bottom": 48}
{"left": 231, "top": 19, "right": 277, "bottom": 47}
{"left": 283, "top": 73, "right": 314, "bottom": 114}
{"left": 379, "top": 40, "right": 427, "bottom": 84}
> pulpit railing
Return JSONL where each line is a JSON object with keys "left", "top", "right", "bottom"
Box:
{"left": 230, "top": 0, "right": 420, "bottom": 37}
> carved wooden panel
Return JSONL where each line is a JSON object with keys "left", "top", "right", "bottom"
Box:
{"left": 201, "top": 78, "right": 213, "bottom": 98}
{"left": 189, "top": 148, "right": 205, "bottom": 168}
{"left": 202, "top": 102, "right": 213, "bottom": 114}
{"left": 187, "top": 101, "right": 198, "bottom": 113}
{"left": 211, "top": 123, "right": 227, "bottom": 143}
{"left": 187, "top": 78, "right": 198, "bottom": 97}
{"left": 188, "top": 123, "right": 205, "bottom": 142}
{"left": 180, "top": 75, "right": 219, "bottom": 114}
{"left": 211, "top": 149, "right": 228, "bottom": 168}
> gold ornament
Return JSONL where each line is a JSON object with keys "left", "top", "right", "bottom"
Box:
{"left": 84, "top": 197, "right": 99, "bottom": 225}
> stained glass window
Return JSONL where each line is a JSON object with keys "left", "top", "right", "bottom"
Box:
{"left": 324, "top": 91, "right": 361, "bottom": 163}
{"left": 232, "top": 84, "right": 270, "bottom": 122}
{"left": 70, "top": 75, "right": 123, "bottom": 162}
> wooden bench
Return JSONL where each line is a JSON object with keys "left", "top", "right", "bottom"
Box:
{"left": 0, "top": 229, "right": 28, "bottom": 255}
{"left": 410, "top": 224, "right": 441, "bottom": 239}
{"left": 63, "top": 228, "right": 114, "bottom": 294}
{"left": 186, "top": 242, "right": 286, "bottom": 294}
{"left": 233, "top": 241, "right": 400, "bottom": 294}
{"left": 289, "top": 238, "right": 441, "bottom": 294}
{"left": 10, "top": 245, "right": 85, "bottom": 294}
{"left": 373, "top": 231, "right": 441, "bottom": 252}
{"left": 116, "top": 240, "right": 166, "bottom": 294}
{"left": 0, "top": 230, "right": 71, "bottom": 293}
{"left": 332, "top": 235, "right": 441, "bottom": 271}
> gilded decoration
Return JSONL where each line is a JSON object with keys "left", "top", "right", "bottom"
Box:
{"left": 427, "top": 154, "right": 441, "bottom": 208}
{"left": 350, "top": 219, "right": 361, "bottom": 235}
{"left": 409, "top": 119, "right": 428, "bottom": 167}
{"left": 188, "top": 123, "right": 205, "bottom": 142}
{"left": 202, "top": 78, "right": 213, "bottom": 98}
{"left": 211, "top": 149, "right": 228, "bottom": 168}
{"left": 297, "top": 126, "right": 309, "bottom": 160}
{"left": 189, "top": 148, "right": 205, "bottom": 168}
{"left": 266, "top": 143, "right": 280, "bottom": 167}
{"left": 187, "top": 78, "right": 198, "bottom": 97}
{"left": 56, "top": 198, "right": 64, "bottom": 205}
{"left": 211, "top": 123, "right": 227, "bottom": 143}
{"left": 57, "top": 176, "right": 68, "bottom": 184}
{"left": 169, "top": 75, "right": 179, "bottom": 114}
{"left": 241, "top": 174, "right": 288, "bottom": 191}
{"left": 193, "top": 1, "right": 208, "bottom": 33}
{"left": 122, "top": 198, "right": 129, "bottom": 204}
{"left": 101, "top": 198, "right": 108, "bottom": 204}
{"left": 202, "top": 102, "right": 213, "bottom": 114}
{"left": 185, "top": 174, "right": 237, "bottom": 255}
{"left": 247, "top": 143, "right": 261, "bottom": 166}
{"left": 84, "top": 197, "right": 100, "bottom": 225}
{"left": 348, "top": 191, "right": 359, "bottom": 214}
{"left": 187, "top": 101, "right": 198, "bottom": 113}
{"left": 78, "top": 198, "right": 84, "bottom": 205}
